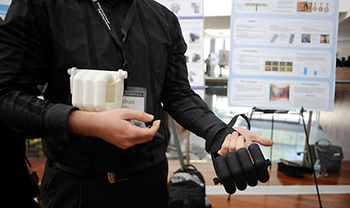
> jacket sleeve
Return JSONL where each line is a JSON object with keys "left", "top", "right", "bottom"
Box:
{"left": 0, "top": 0, "right": 76, "bottom": 141}
{"left": 160, "top": 12, "right": 228, "bottom": 152}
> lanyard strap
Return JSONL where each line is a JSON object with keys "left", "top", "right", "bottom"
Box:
{"left": 89, "top": 0, "right": 137, "bottom": 70}
{"left": 121, "top": 0, "right": 137, "bottom": 43}
{"left": 228, "top": 114, "right": 251, "bottom": 130}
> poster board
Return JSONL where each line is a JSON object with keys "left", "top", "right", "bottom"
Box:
{"left": 228, "top": 0, "right": 339, "bottom": 111}
{"left": 156, "top": 0, "right": 205, "bottom": 98}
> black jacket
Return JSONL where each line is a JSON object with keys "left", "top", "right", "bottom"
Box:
{"left": 0, "top": 0, "right": 227, "bottom": 173}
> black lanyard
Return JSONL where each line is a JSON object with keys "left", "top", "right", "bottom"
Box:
{"left": 89, "top": 0, "right": 137, "bottom": 70}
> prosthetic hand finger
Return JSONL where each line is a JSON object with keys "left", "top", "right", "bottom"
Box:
{"left": 236, "top": 147, "right": 258, "bottom": 187}
{"left": 248, "top": 143, "right": 271, "bottom": 183}
{"left": 213, "top": 156, "right": 236, "bottom": 194}
{"left": 210, "top": 113, "right": 272, "bottom": 195}
{"left": 226, "top": 152, "right": 247, "bottom": 191}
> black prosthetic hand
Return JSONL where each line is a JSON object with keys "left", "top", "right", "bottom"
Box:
{"left": 210, "top": 114, "right": 271, "bottom": 195}
{"left": 212, "top": 144, "right": 271, "bottom": 194}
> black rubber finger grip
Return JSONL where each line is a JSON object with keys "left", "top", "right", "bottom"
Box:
{"left": 214, "top": 156, "right": 236, "bottom": 194}
{"left": 236, "top": 148, "right": 258, "bottom": 187}
{"left": 248, "top": 143, "right": 271, "bottom": 183}
{"left": 226, "top": 152, "right": 247, "bottom": 191}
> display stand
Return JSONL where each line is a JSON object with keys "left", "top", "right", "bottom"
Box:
{"left": 250, "top": 107, "right": 321, "bottom": 207}
{"left": 168, "top": 116, "right": 186, "bottom": 167}
{"left": 302, "top": 111, "right": 313, "bottom": 167}
{"left": 167, "top": 116, "right": 197, "bottom": 166}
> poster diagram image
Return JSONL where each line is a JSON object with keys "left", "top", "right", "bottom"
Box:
{"left": 297, "top": 2, "right": 312, "bottom": 12}
{"left": 301, "top": 34, "right": 311, "bottom": 43}
{"left": 162, "top": 0, "right": 203, "bottom": 17}
{"left": 265, "top": 61, "right": 293, "bottom": 72}
{"left": 244, "top": 3, "right": 268, "bottom": 11}
{"left": 320, "top": 34, "right": 330, "bottom": 44}
{"left": 289, "top": 34, "right": 295, "bottom": 44}
{"left": 191, "top": 2, "right": 200, "bottom": 14}
{"left": 324, "top": 3, "right": 329, "bottom": 12}
{"left": 192, "top": 53, "right": 201, "bottom": 63}
{"left": 313, "top": 2, "right": 317, "bottom": 12}
{"left": 187, "top": 67, "right": 205, "bottom": 87}
{"left": 318, "top": 2, "right": 323, "bottom": 12}
{"left": 189, "top": 32, "right": 201, "bottom": 43}
{"left": 270, "top": 34, "right": 279, "bottom": 43}
{"left": 270, "top": 84, "right": 290, "bottom": 101}
{"left": 188, "top": 71, "right": 196, "bottom": 83}
{"left": 171, "top": 3, "right": 180, "bottom": 14}
{"left": 297, "top": 2, "right": 329, "bottom": 13}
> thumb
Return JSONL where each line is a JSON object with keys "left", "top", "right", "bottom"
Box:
{"left": 254, "top": 135, "right": 274, "bottom": 147}
{"left": 120, "top": 109, "right": 154, "bottom": 122}
{"left": 247, "top": 131, "right": 274, "bottom": 147}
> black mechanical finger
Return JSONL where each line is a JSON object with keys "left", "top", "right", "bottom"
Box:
{"left": 213, "top": 156, "right": 236, "bottom": 194}
{"left": 226, "top": 152, "right": 247, "bottom": 191}
{"left": 248, "top": 143, "right": 271, "bottom": 183}
{"left": 236, "top": 147, "right": 258, "bottom": 187}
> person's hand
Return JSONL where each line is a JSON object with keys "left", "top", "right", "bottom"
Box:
{"left": 217, "top": 127, "right": 273, "bottom": 156}
{"left": 68, "top": 108, "right": 161, "bottom": 149}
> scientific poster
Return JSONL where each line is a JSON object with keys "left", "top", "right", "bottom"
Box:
{"left": 156, "top": 0, "right": 205, "bottom": 98}
{"left": 228, "top": 0, "right": 339, "bottom": 111}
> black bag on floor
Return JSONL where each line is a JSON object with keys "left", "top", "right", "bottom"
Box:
{"left": 168, "top": 164, "right": 210, "bottom": 208}
{"left": 305, "top": 139, "right": 343, "bottom": 173}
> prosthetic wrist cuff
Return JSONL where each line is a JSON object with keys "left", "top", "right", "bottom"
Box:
{"left": 206, "top": 127, "right": 235, "bottom": 155}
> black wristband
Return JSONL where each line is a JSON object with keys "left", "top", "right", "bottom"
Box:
{"left": 208, "top": 127, "right": 235, "bottom": 155}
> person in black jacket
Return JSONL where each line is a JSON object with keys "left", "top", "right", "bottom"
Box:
{"left": 1, "top": 10, "right": 41, "bottom": 208}
{"left": 345, "top": 56, "right": 350, "bottom": 67}
{"left": 0, "top": 0, "right": 273, "bottom": 207}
